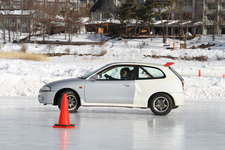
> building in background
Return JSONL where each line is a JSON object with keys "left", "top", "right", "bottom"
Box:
{"left": 176, "top": 0, "right": 225, "bottom": 35}
{"left": 90, "top": 0, "right": 117, "bottom": 21}
{"left": 1, "top": 0, "right": 225, "bottom": 35}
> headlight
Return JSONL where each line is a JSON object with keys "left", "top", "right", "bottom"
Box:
{"left": 40, "top": 85, "right": 51, "bottom": 92}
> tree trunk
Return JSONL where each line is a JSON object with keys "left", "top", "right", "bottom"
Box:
{"left": 160, "top": 16, "right": 166, "bottom": 43}
{"left": 13, "top": 20, "right": 15, "bottom": 41}
{"left": 165, "top": 25, "right": 168, "bottom": 43}
{"left": 16, "top": 17, "right": 18, "bottom": 41}
{"left": 20, "top": 0, "right": 23, "bottom": 36}
{"left": 3, "top": 16, "right": 6, "bottom": 43}
{"left": 42, "top": 24, "right": 45, "bottom": 41}
{"left": 162, "top": 26, "right": 166, "bottom": 43}
{"left": 69, "top": 26, "right": 71, "bottom": 42}
{"left": 212, "top": 23, "right": 215, "bottom": 41}
{"left": 28, "top": 14, "right": 31, "bottom": 41}
{"left": 135, "top": 17, "right": 138, "bottom": 35}
{"left": 148, "top": 22, "right": 152, "bottom": 40}
{"left": 165, "top": 13, "right": 171, "bottom": 44}
{"left": 8, "top": 17, "right": 11, "bottom": 42}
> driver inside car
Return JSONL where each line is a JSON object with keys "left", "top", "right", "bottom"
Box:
{"left": 104, "top": 68, "right": 131, "bottom": 80}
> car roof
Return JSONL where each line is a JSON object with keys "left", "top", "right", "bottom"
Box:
{"left": 106, "top": 62, "right": 165, "bottom": 67}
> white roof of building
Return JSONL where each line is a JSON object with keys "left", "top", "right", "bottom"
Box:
{"left": 0, "top": 10, "right": 33, "bottom": 15}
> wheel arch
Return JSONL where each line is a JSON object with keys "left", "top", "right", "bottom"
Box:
{"left": 53, "top": 88, "right": 81, "bottom": 105}
{"left": 147, "top": 92, "right": 175, "bottom": 108}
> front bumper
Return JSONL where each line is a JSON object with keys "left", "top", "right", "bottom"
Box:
{"left": 38, "top": 91, "right": 56, "bottom": 105}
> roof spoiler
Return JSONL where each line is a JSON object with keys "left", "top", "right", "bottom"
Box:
{"left": 165, "top": 62, "right": 174, "bottom": 67}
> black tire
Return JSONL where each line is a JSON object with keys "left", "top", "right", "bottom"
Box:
{"left": 149, "top": 93, "right": 173, "bottom": 115}
{"left": 57, "top": 90, "right": 80, "bottom": 113}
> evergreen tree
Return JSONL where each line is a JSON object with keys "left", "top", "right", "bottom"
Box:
{"left": 141, "top": 0, "right": 154, "bottom": 35}
{"left": 118, "top": 0, "right": 140, "bottom": 35}
{"left": 118, "top": 0, "right": 138, "bottom": 22}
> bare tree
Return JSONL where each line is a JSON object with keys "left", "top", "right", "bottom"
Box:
{"left": 0, "top": 0, "right": 12, "bottom": 42}
{"left": 59, "top": 5, "right": 81, "bottom": 42}
{"left": 0, "top": 1, "right": 6, "bottom": 43}
{"left": 212, "top": 0, "right": 220, "bottom": 41}
{"left": 0, "top": 15, "right": 6, "bottom": 43}
{"left": 152, "top": 0, "right": 168, "bottom": 43}
{"left": 164, "top": 0, "right": 177, "bottom": 43}
{"left": 33, "top": 3, "right": 60, "bottom": 41}
{"left": 20, "top": 0, "right": 23, "bottom": 35}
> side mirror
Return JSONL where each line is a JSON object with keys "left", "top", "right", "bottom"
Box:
{"left": 90, "top": 75, "right": 98, "bottom": 81}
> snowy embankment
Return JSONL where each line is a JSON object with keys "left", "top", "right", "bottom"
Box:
{"left": 0, "top": 33, "right": 225, "bottom": 100}
{"left": 0, "top": 56, "right": 225, "bottom": 100}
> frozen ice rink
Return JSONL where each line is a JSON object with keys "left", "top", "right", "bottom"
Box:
{"left": 1, "top": 97, "right": 225, "bottom": 150}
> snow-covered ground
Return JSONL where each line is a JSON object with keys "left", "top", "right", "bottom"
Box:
{"left": 0, "top": 32, "right": 225, "bottom": 100}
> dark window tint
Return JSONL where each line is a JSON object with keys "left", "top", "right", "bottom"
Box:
{"left": 138, "top": 66, "right": 165, "bottom": 79}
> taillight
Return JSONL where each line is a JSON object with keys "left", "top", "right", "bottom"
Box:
{"left": 181, "top": 81, "right": 184, "bottom": 91}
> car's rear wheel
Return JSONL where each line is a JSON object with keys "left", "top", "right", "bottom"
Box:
{"left": 149, "top": 93, "right": 173, "bottom": 115}
{"left": 57, "top": 90, "right": 80, "bottom": 113}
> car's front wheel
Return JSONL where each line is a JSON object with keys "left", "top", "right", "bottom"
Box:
{"left": 58, "top": 91, "right": 80, "bottom": 113}
{"left": 149, "top": 93, "right": 173, "bottom": 115}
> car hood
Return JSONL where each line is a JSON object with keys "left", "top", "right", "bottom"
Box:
{"left": 47, "top": 78, "right": 84, "bottom": 86}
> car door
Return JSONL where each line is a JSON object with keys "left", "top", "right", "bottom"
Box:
{"left": 134, "top": 65, "right": 166, "bottom": 103}
{"left": 84, "top": 65, "right": 135, "bottom": 104}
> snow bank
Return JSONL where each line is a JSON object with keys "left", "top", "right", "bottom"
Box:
{"left": 0, "top": 56, "right": 225, "bottom": 100}
{"left": 0, "top": 33, "right": 225, "bottom": 100}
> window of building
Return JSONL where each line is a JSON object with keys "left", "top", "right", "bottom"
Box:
{"left": 222, "top": 2, "right": 225, "bottom": 9}
{"left": 207, "top": 15, "right": 214, "bottom": 21}
{"left": 183, "top": 13, "right": 192, "bottom": 20}
{"left": 12, "top": 1, "right": 21, "bottom": 9}
{"left": 208, "top": 3, "right": 215, "bottom": 10}
{"left": 185, "top": 0, "right": 192, "bottom": 6}
{"left": 207, "top": 27, "right": 213, "bottom": 34}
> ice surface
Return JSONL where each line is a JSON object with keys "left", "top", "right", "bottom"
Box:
{"left": 1, "top": 97, "right": 225, "bottom": 150}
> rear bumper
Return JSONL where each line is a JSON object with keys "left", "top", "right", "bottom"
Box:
{"left": 170, "top": 92, "right": 185, "bottom": 106}
{"left": 38, "top": 91, "right": 56, "bottom": 105}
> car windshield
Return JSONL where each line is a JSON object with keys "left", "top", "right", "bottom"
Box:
{"left": 81, "top": 64, "right": 109, "bottom": 79}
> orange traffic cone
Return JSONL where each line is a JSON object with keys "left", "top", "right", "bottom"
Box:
{"left": 199, "top": 70, "right": 201, "bottom": 77}
{"left": 173, "top": 42, "right": 175, "bottom": 50}
{"left": 53, "top": 93, "right": 75, "bottom": 128}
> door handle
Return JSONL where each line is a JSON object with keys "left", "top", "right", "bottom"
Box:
{"left": 123, "top": 84, "right": 130, "bottom": 87}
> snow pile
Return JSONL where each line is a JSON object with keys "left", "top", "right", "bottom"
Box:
{"left": 0, "top": 56, "right": 225, "bottom": 100}
{"left": 0, "top": 33, "right": 225, "bottom": 100}
{"left": 185, "top": 77, "right": 225, "bottom": 100}
{"left": 1, "top": 35, "right": 225, "bottom": 61}
{"left": 0, "top": 58, "right": 94, "bottom": 96}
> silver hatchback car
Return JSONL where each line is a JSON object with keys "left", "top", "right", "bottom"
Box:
{"left": 38, "top": 62, "right": 185, "bottom": 115}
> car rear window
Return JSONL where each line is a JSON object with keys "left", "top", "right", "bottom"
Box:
{"left": 169, "top": 67, "right": 184, "bottom": 81}
{"left": 138, "top": 66, "right": 165, "bottom": 79}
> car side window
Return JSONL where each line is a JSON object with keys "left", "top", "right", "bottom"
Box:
{"left": 138, "top": 66, "right": 165, "bottom": 79}
{"left": 97, "top": 66, "right": 135, "bottom": 80}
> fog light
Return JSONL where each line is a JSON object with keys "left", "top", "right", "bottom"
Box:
{"left": 38, "top": 95, "right": 44, "bottom": 102}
